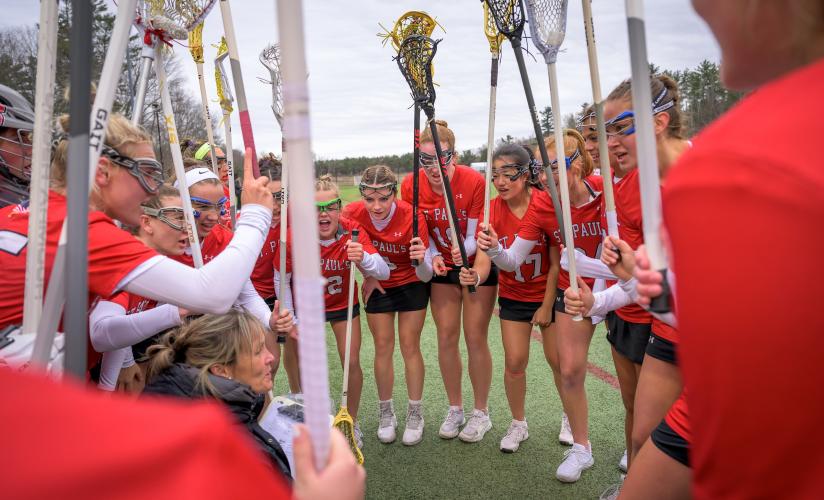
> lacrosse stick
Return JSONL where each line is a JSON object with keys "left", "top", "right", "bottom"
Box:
{"left": 332, "top": 228, "right": 365, "bottom": 464}
{"left": 397, "top": 35, "right": 476, "bottom": 294}
{"left": 32, "top": 0, "right": 139, "bottom": 367}
{"left": 525, "top": 0, "right": 582, "bottom": 320}
{"left": 581, "top": 0, "right": 617, "bottom": 238}
{"left": 380, "top": 11, "right": 441, "bottom": 266}
{"left": 131, "top": 1, "right": 152, "bottom": 124}
{"left": 259, "top": 43, "right": 290, "bottom": 333}
{"left": 276, "top": 0, "right": 332, "bottom": 470}
{"left": 219, "top": 0, "right": 259, "bottom": 177}
{"left": 214, "top": 37, "right": 237, "bottom": 226}
{"left": 484, "top": 0, "right": 564, "bottom": 234}
{"left": 187, "top": 23, "right": 219, "bottom": 175}
{"left": 22, "top": 0, "right": 58, "bottom": 339}
{"left": 482, "top": 3, "right": 505, "bottom": 231}
{"left": 624, "top": 0, "right": 670, "bottom": 313}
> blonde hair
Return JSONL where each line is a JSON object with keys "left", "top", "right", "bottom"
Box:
{"left": 419, "top": 119, "right": 456, "bottom": 151}
{"left": 606, "top": 74, "right": 685, "bottom": 139}
{"left": 315, "top": 174, "right": 340, "bottom": 197}
{"left": 145, "top": 310, "right": 264, "bottom": 397}
{"left": 361, "top": 164, "right": 397, "bottom": 187}
{"left": 542, "top": 128, "right": 595, "bottom": 178}
{"left": 51, "top": 113, "right": 151, "bottom": 189}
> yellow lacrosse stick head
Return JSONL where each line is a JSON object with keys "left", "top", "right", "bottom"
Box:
{"left": 379, "top": 10, "right": 443, "bottom": 51}
{"left": 188, "top": 22, "right": 204, "bottom": 63}
{"left": 332, "top": 407, "right": 364, "bottom": 465}
{"left": 483, "top": 3, "right": 506, "bottom": 55}
{"left": 214, "top": 37, "right": 233, "bottom": 114}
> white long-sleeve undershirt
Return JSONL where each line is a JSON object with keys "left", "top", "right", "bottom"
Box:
{"left": 120, "top": 204, "right": 272, "bottom": 314}
{"left": 98, "top": 347, "right": 134, "bottom": 391}
{"left": 560, "top": 248, "right": 619, "bottom": 280}
{"left": 89, "top": 301, "right": 181, "bottom": 353}
{"left": 486, "top": 236, "right": 537, "bottom": 272}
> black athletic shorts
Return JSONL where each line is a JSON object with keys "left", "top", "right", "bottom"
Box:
{"left": 264, "top": 295, "right": 288, "bottom": 344}
{"left": 498, "top": 296, "right": 552, "bottom": 323}
{"left": 430, "top": 264, "right": 499, "bottom": 287}
{"left": 365, "top": 281, "right": 429, "bottom": 314}
{"left": 605, "top": 312, "right": 651, "bottom": 365}
{"left": 326, "top": 303, "right": 360, "bottom": 323}
{"left": 553, "top": 287, "right": 567, "bottom": 314}
{"left": 651, "top": 418, "right": 690, "bottom": 467}
{"left": 646, "top": 332, "right": 678, "bottom": 365}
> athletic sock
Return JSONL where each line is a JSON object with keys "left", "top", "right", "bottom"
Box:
{"left": 408, "top": 399, "right": 422, "bottom": 407}
{"left": 449, "top": 405, "right": 463, "bottom": 412}
{"left": 512, "top": 418, "right": 527, "bottom": 426}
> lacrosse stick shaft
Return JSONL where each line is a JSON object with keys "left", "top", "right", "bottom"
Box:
{"left": 582, "top": 0, "right": 617, "bottom": 237}
{"left": 219, "top": 0, "right": 259, "bottom": 177}
{"left": 155, "top": 48, "right": 204, "bottom": 268}
{"left": 510, "top": 40, "right": 565, "bottom": 234}
{"left": 22, "top": 0, "right": 59, "bottom": 337}
{"left": 277, "top": 0, "right": 332, "bottom": 470}
{"left": 341, "top": 229, "right": 359, "bottom": 407}
{"left": 224, "top": 114, "right": 237, "bottom": 225}
{"left": 195, "top": 61, "right": 220, "bottom": 174}
{"left": 483, "top": 55, "right": 499, "bottom": 229}
{"left": 547, "top": 63, "right": 582, "bottom": 321}
{"left": 427, "top": 118, "right": 476, "bottom": 294}
{"left": 625, "top": 0, "right": 670, "bottom": 313}
{"left": 278, "top": 147, "right": 288, "bottom": 313}
{"left": 31, "top": 0, "right": 139, "bottom": 367}
{"left": 411, "top": 104, "right": 420, "bottom": 266}
{"left": 131, "top": 46, "right": 154, "bottom": 125}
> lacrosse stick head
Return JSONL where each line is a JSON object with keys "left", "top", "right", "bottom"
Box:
{"left": 484, "top": 0, "right": 525, "bottom": 40}
{"left": 332, "top": 407, "right": 364, "bottom": 465}
{"left": 214, "top": 37, "right": 234, "bottom": 113}
{"left": 259, "top": 43, "right": 284, "bottom": 126}
{"left": 188, "top": 22, "right": 204, "bottom": 63}
{"left": 483, "top": 2, "right": 506, "bottom": 55}
{"left": 396, "top": 35, "right": 440, "bottom": 117}
{"left": 525, "top": 0, "right": 569, "bottom": 64}
{"left": 163, "top": 0, "right": 218, "bottom": 31}
{"left": 379, "top": 11, "right": 441, "bottom": 51}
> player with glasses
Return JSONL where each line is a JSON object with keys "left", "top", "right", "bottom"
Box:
{"left": 0, "top": 84, "right": 35, "bottom": 207}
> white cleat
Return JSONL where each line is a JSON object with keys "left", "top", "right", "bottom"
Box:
{"left": 402, "top": 404, "right": 425, "bottom": 446}
{"left": 619, "top": 449, "right": 628, "bottom": 473}
{"left": 459, "top": 409, "right": 492, "bottom": 443}
{"left": 556, "top": 443, "right": 595, "bottom": 483}
{"left": 499, "top": 420, "right": 529, "bottom": 453}
{"left": 377, "top": 401, "right": 397, "bottom": 444}
{"left": 438, "top": 407, "right": 465, "bottom": 439}
{"left": 559, "top": 413, "right": 573, "bottom": 446}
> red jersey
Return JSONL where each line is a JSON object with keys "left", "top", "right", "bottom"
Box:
{"left": 651, "top": 317, "right": 678, "bottom": 344}
{"left": 2, "top": 368, "right": 290, "bottom": 499}
{"left": 171, "top": 224, "right": 232, "bottom": 267}
{"left": 400, "top": 164, "right": 484, "bottom": 267}
{"left": 608, "top": 168, "right": 652, "bottom": 324}
{"left": 487, "top": 191, "right": 550, "bottom": 302}
{"left": 109, "top": 290, "right": 158, "bottom": 316}
{"left": 251, "top": 224, "right": 280, "bottom": 299}
{"left": 0, "top": 191, "right": 157, "bottom": 328}
{"left": 663, "top": 391, "right": 690, "bottom": 443}
{"left": 342, "top": 200, "right": 429, "bottom": 288}
{"left": 664, "top": 58, "right": 824, "bottom": 500}
{"left": 275, "top": 217, "right": 379, "bottom": 314}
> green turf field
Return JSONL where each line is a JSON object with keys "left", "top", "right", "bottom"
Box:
{"left": 273, "top": 313, "right": 627, "bottom": 499}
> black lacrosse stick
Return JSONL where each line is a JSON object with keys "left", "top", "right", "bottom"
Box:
{"left": 396, "top": 35, "right": 476, "bottom": 293}
{"left": 484, "top": 0, "right": 566, "bottom": 236}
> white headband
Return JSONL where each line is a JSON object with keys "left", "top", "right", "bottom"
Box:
{"left": 173, "top": 167, "right": 220, "bottom": 189}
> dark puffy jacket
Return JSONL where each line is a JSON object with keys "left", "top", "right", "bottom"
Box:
{"left": 143, "top": 363, "right": 291, "bottom": 481}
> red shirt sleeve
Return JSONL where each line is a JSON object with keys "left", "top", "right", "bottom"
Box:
{"left": 88, "top": 214, "right": 157, "bottom": 298}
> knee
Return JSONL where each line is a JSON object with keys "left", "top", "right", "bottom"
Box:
{"left": 399, "top": 339, "right": 421, "bottom": 359}
{"left": 559, "top": 363, "right": 586, "bottom": 391}
{"left": 464, "top": 333, "right": 490, "bottom": 354}
{"left": 373, "top": 337, "right": 395, "bottom": 357}
{"left": 621, "top": 392, "right": 636, "bottom": 413}
{"left": 504, "top": 355, "right": 528, "bottom": 376}
{"left": 437, "top": 330, "right": 460, "bottom": 351}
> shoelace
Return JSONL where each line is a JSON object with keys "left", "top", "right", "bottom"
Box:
{"left": 407, "top": 405, "right": 423, "bottom": 429}
{"left": 445, "top": 409, "right": 463, "bottom": 425}
{"left": 464, "top": 412, "right": 486, "bottom": 433}
{"left": 562, "top": 446, "right": 590, "bottom": 463}
{"left": 506, "top": 423, "right": 526, "bottom": 440}
{"left": 379, "top": 406, "right": 395, "bottom": 427}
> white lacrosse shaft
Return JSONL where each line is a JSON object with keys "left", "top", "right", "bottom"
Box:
{"left": 624, "top": 0, "right": 666, "bottom": 272}
{"left": 131, "top": 45, "right": 154, "bottom": 125}
{"left": 155, "top": 47, "right": 204, "bottom": 268}
{"left": 22, "top": 0, "right": 59, "bottom": 337}
{"left": 215, "top": 45, "right": 238, "bottom": 226}
{"left": 193, "top": 55, "right": 220, "bottom": 174}
{"left": 340, "top": 229, "right": 359, "bottom": 408}
{"left": 483, "top": 54, "right": 499, "bottom": 228}
{"left": 279, "top": 147, "right": 288, "bottom": 314}
{"left": 31, "top": 0, "right": 138, "bottom": 366}
{"left": 219, "top": 0, "right": 258, "bottom": 174}
{"left": 547, "top": 64, "right": 582, "bottom": 321}
{"left": 582, "top": 0, "right": 617, "bottom": 237}
{"left": 277, "top": 0, "right": 332, "bottom": 470}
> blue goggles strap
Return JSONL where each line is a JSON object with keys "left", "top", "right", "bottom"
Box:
{"left": 189, "top": 196, "right": 228, "bottom": 218}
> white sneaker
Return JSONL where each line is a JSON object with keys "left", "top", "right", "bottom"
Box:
{"left": 558, "top": 413, "right": 573, "bottom": 446}
{"left": 402, "top": 403, "right": 425, "bottom": 446}
{"left": 556, "top": 443, "right": 594, "bottom": 483}
{"left": 500, "top": 420, "right": 529, "bottom": 453}
{"left": 599, "top": 484, "right": 622, "bottom": 500}
{"left": 458, "top": 409, "right": 492, "bottom": 443}
{"left": 438, "top": 407, "right": 465, "bottom": 439}
{"left": 619, "top": 449, "right": 628, "bottom": 472}
{"left": 377, "top": 401, "right": 397, "bottom": 444}
{"left": 354, "top": 423, "right": 364, "bottom": 450}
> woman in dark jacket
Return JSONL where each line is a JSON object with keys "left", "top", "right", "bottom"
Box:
{"left": 143, "top": 310, "right": 291, "bottom": 481}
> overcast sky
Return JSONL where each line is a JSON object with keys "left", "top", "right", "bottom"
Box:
{"left": 3, "top": 0, "right": 718, "bottom": 159}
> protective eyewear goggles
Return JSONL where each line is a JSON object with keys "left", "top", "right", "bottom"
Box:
{"left": 491, "top": 164, "right": 529, "bottom": 182}
{"left": 272, "top": 190, "right": 284, "bottom": 204}
{"left": 102, "top": 145, "right": 164, "bottom": 194}
{"left": 0, "top": 128, "right": 35, "bottom": 179}
{"left": 190, "top": 195, "right": 228, "bottom": 218}
{"left": 142, "top": 206, "right": 186, "bottom": 231}
{"left": 419, "top": 150, "right": 453, "bottom": 169}
{"left": 549, "top": 149, "right": 581, "bottom": 174}
{"left": 358, "top": 182, "right": 397, "bottom": 197}
{"left": 604, "top": 87, "right": 675, "bottom": 138}
{"left": 315, "top": 197, "right": 342, "bottom": 214}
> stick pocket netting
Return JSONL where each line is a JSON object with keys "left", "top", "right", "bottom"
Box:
{"left": 526, "top": 0, "right": 569, "bottom": 64}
